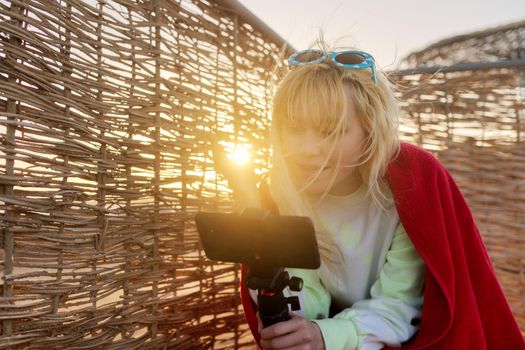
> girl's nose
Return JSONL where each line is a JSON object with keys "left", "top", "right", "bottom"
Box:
{"left": 298, "top": 129, "right": 324, "bottom": 156}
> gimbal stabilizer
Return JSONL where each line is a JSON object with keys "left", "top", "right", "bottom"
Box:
{"left": 246, "top": 264, "right": 304, "bottom": 327}
{"left": 195, "top": 208, "right": 320, "bottom": 328}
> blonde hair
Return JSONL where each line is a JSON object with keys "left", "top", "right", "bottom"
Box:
{"left": 269, "top": 45, "right": 401, "bottom": 265}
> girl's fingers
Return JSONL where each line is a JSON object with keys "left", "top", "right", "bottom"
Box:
{"left": 260, "top": 315, "right": 303, "bottom": 339}
{"left": 260, "top": 330, "right": 308, "bottom": 350}
{"left": 260, "top": 316, "right": 324, "bottom": 350}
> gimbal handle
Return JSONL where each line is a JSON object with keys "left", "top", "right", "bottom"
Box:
{"left": 246, "top": 266, "right": 303, "bottom": 327}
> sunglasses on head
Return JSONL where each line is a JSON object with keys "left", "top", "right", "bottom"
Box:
{"left": 288, "top": 49, "right": 378, "bottom": 84}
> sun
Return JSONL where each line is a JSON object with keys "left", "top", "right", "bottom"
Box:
{"left": 227, "top": 144, "right": 251, "bottom": 166}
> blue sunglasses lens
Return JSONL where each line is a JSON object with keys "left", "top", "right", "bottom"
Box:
{"left": 294, "top": 50, "right": 324, "bottom": 63}
{"left": 333, "top": 52, "right": 366, "bottom": 65}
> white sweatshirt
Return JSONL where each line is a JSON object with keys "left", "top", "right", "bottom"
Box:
{"left": 250, "top": 184, "right": 426, "bottom": 349}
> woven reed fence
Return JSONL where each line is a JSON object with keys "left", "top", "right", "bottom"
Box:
{"left": 0, "top": 0, "right": 280, "bottom": 348}
{"left": 0, "top": 0, "right": 523, "bottom": 348}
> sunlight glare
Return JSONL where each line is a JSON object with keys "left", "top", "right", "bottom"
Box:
{"left": 227, "top": 144, "right": 251, "bottom": 166}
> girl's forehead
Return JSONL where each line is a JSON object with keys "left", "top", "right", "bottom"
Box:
{"left": 283, "top": 104, "right": 348, "bottom": 133}
{"left": 286, "top": 89, "right": 350, "bottom": 120}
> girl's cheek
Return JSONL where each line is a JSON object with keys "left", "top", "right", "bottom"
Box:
{"left": 283, "top": 134, "right": 302, "bottom": 152}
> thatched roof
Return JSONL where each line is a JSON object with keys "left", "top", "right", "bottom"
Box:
{"left": 402, "top": 19, "right": 525, "bottom": 67}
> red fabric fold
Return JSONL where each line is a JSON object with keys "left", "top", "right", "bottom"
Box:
{"left": 240, "top": 142, "right": 524, "bottom": 349}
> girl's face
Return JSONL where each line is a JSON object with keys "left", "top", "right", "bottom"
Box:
{"left": 280, "top": 84, "right": 366, "bottom": 196}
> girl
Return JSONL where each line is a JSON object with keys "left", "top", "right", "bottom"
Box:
{"left": 222, "top": 43, "right": 524, "bottom": 349}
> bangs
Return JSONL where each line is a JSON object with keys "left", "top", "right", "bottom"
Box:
{"left": 273, "top": 65, "right": 347, "bottom": 134}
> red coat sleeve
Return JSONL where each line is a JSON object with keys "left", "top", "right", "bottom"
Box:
{"left": 240, "top": 264, "right": 261, "bottom": 346}
{"left": 385, "top": 143, "right": 524, "bottom": 349}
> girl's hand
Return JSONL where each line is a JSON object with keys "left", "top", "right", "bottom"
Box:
{"left": 258, "top": 313, "right": 325, "bottom": 350}
{"left": 209, "top": 135, "right": 260, "bottom": 208}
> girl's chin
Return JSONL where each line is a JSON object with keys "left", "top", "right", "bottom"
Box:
{"left": 295, "top": 171, "right": 360, "bottom": 196}
{"left": 296, "top": 178, "right": 332, "bottom": 196}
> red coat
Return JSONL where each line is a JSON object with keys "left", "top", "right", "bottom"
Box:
{"left": 240, "top": 142, "right": 525, "bottom": 349}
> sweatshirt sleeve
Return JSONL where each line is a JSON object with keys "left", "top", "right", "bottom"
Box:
{"left": 312, "top": 223, "right": 426, "bottom": 350}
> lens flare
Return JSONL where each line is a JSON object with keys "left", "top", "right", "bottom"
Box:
{"left": 227, "top": 144, "right": 251, "bottom": 165}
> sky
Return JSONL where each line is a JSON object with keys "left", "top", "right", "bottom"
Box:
{"left": 238, "top": 0, "right": 525, "bottom": 70}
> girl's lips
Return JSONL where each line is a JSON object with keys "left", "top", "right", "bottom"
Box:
{"left": 296, "top": 164, "right": 331, "bottom": 172}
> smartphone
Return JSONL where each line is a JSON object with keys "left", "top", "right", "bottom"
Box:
{"left": 194, "top": 209, "right": 320, "bottom": 269}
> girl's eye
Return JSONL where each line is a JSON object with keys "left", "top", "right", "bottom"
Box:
{"left": 321, "top": 127, "right": 342, "bottom": 137}
{"left": 321, "top": 127, "right": 350, "bottom": 136}
{"left": 284, "top": 124, "right": 303, "bottom": 133}
{"left": 321, "top": 129, "right": 334, "bottom": 136}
